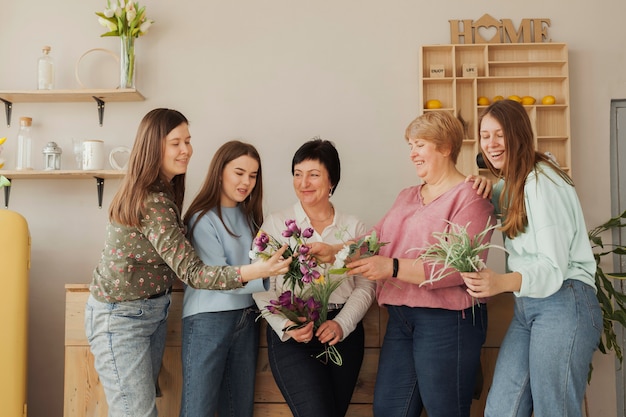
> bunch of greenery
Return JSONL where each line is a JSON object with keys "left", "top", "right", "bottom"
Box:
{"left": 417, "top": 218, "right": 503, "bottom": 286}
{"left": 588, "top": 210, "right": 626, "bottom": 369}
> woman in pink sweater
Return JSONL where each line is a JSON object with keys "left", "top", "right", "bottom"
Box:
{"left": 313, "top": 111, "right": 494, "bottom": 417}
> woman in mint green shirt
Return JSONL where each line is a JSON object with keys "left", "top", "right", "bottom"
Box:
{"left": 462, "top": 99, "right": 601, "bottom": 417}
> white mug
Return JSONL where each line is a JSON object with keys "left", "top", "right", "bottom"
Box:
{"left": 109, "top": 146, "right": 131, "bottom": 170}
{"left": 82, "top": 140, "right": 105, "bottom": 170}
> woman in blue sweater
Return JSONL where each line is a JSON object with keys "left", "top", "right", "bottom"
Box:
{"left": 462, "top": 100, "right": 601, "bottom": 417}
{"left": 179, "top": 140, "right": 266, "bottom": 417}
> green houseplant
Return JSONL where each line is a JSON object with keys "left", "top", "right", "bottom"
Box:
{"left": 588, "top": 209, "right": 626, "bottom": 369}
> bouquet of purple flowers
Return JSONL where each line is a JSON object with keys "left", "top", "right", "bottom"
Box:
{"left": 252, "top": 219, "right": 319, "bottom": 293}
{"left": 252, "top": 219, "right": 345, "bottom": 365}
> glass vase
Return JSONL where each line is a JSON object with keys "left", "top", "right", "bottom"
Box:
{"left": 119, "top": 35, "right": 136, "bottom": 89}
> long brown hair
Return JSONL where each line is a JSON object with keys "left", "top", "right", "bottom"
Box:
{"left": 478, "top": 100, "right": 573, "bottom": 238}
{"left": 109, "top": 108, "right": 189, "bottom": 227}
{"left": 184, "top": 140, "right": 263, "bottom": 238}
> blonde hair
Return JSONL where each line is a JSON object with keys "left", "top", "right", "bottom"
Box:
{"left": 404, "top": 111, "right": 464, "bottom": 163}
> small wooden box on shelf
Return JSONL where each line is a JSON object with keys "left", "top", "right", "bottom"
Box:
{"left": 419, "top": 42, "right": 571, "bottom": 177}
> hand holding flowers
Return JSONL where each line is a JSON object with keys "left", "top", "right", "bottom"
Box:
{"left": 417, "top": 218, "right": 502, "bottom": 286}
{"left": 461, "top": 267, "right": 522, "bottom": 299}
{"left": 328, "top": 231, "right": 388, "bottom": 275}
{"left": 253, "top": 219, "right": 350, "bottom": 365}
{"left": 251, "top": 219, "right": 318, "bottom": 292}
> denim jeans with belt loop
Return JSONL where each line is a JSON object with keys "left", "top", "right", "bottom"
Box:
{"left": 373, "top": 303, "right": 488, "bottom": 417}
{"left": 485, "top": 279, "right": 602, "bottom": 417}
{"left": 85, "top": 293, "right": 170, "bottom": 417}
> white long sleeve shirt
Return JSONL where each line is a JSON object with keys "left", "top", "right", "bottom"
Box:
{"left": 253, "top": 202, "right": 376, "bottom": 341}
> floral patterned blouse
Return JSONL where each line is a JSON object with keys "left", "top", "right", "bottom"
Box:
{"left": 89, "top": 182, "right": 243, "bottom": 302}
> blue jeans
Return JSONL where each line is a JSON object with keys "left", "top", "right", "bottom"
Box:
{"left": 267, "top": 310, "right": 365, "bottom": 417}
{"left": 485, "top": 279, "right": 602, "bottom": 417}
{"left": 179, "top": 307, "right": 259, "bottom": 417}
{"left": 85, "top": 294, "right": 170, "bottom": 417}
{"left": 373, "top": 304, "right": 487, "bottom": 417}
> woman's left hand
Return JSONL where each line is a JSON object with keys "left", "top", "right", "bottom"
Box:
{"left": 462, "top": 268, "right": 522, "bottom": 297}
{"left": 346, "top": 255, "right": 391, "bottom": 281}
{"left": 315, "top": 319, "right": 343, "bottom": 346}
{"left": 465, "top": 174, "right": 493, "bottom": 199}
{"left": 461, "top": 268, "right": 504, "bottom": 298}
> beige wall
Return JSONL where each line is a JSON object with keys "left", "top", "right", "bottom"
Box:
{"left": 1, "top": 1, "right": 623, "bottom": 416}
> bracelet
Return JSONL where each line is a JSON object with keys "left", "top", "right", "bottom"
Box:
{"left": 392, "top": 258, "right": 399, "bottom": 278}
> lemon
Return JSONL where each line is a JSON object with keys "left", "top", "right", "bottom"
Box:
{"left": 521, "top": 96, "right": 536, "bottom": 105}
{"left": 425, "top": 99, "right": 443, "bottom": 109}
{"left": 541, "top": 95, "right": 556, "bottom": 105}
{"left": 0, "top": 161, "right": 4, "bottom": 169}
{"left": 0, "top": 137, "right": 6, "bottom": 145}
{"left": 508, "top": 95, "right": 522, "bottom": 103}
{"left": 492, "top": 95, "right": 504, "bottom": 102}
{"left": 477, "top": 96, "right": 490, "bottom": 106}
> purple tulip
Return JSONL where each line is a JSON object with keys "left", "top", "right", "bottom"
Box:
{"left": 310, "top": 309, "right": 320, "bottom": 322}
{"left": 302, "top": 227, "right": 314, "bottom": 238}
{"left": 284, "top": 219, "right": 301, "bottom": 236}
{"left": 254, "top": 232, "right": 270, "bottom": 251}
{"left": 299, "top": 245, "right": 310, "bottom": 255}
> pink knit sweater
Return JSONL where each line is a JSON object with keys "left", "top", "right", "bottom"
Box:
{"left": 373, "top": 182, "right": 495, "bottom": 310}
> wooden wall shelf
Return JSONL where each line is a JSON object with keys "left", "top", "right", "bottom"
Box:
{"left": 419, "top": 42, "right": 571, "bottom": 176}
{"left": 1, "top": 169, "right": 125, "bottom": 208}
{"left": 0, "top": 89, "right": 145, "bottom": 126}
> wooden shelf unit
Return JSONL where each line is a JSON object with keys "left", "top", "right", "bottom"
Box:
{"left": 1, "top": 170, "right": 125, "bottom": 208}
{"left": 0, "top": 88, "right": 145, "bottom": 126}
{"left": 419, "top": 43, "right": 571, "bottom": 176}
{"left": 0, "top": 89, "right": 144, "bottom": 103}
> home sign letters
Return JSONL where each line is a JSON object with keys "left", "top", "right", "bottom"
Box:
{"left": 449, "top": 14, "right": 551, "bottom": 44}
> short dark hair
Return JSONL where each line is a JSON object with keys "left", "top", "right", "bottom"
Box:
{"left": 291, "top": 138, "right": 341, "bottom": 195}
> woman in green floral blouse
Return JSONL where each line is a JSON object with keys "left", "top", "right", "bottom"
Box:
{"left": 85, "top": 108, "right": 289, "bottom": 417}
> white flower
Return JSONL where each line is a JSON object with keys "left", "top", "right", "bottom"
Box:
{"left": 125, "top": 3, "right": 136, "bottom": 24}
{"left": 332, "top": 245, "right": 351, "bottom": 270}
{"left": 98, "top": 16, "right": 117, "bottom": 31}
{"left": 103, "top": 8, "right": 115, "bottom": 18}
{"left": 249, "top": 250, "right": 258, "bottom": 260}
{"left": 139, "top": 20, "right": 153, "bottom": 34}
